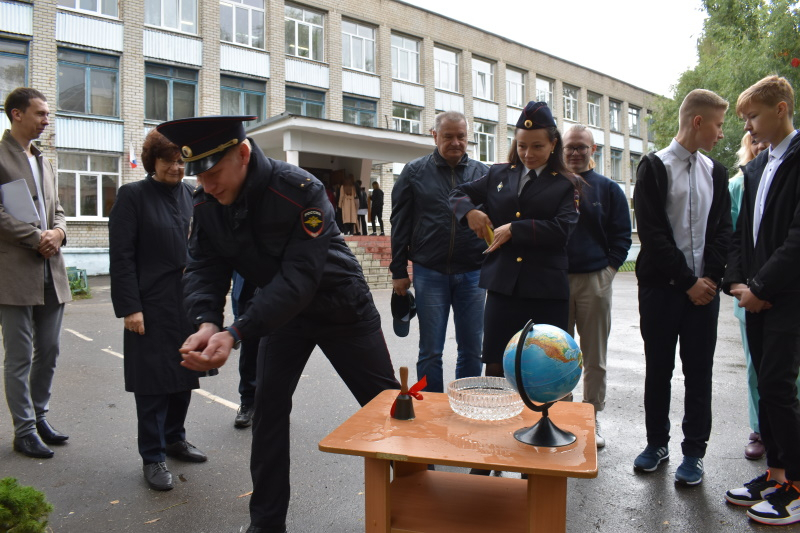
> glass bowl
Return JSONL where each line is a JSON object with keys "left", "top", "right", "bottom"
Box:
{"left": 447, "top": 377, "right": 524, "bottom": 421}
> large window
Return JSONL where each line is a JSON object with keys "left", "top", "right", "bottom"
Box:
{"left": 57, "top": 50, "right": 118, "bottom": 117}
{"left": 57, "top": 152, "right": 119, "bottom": 219}
{"left": 285, "top": 4, "right": 323, "bottom": 61}
{"left": 342, "top": 20, "right": 375, "bottom": 73}
{"left": 285, "top": 86, "right": 324, "bottom": 118}
{"left": 587, "top": 92, "right": 601, "bottom": 128}
{"left": 609, "top": 100, "right": 621, "bottom": 132}
{"left": 472, "top": 57, "right": 494, "bottom": 101}
{"left": 220, "top": 0, "right": 265, "bottom": 49}
{"left": 535, "top": 77, "right": 553, "bottom": 107}
{"left": 629, "top": 105, "right": 641, "bottom": 137}
{"left": 563, "top": 84, "right": 579, "bottom": 122}
{"left": 610, "top": 148, "right": 623, "bottom": 182}
{"left": 0, "top": 40, "right": 27, "bottom": 106}
{"left": 391, "top": 34, "right": 419, "bottom": 83}
{"left": 145, "top": 0, "right": 197, "bottom": 34}
{"left": 506, "top": 68, "right": 524, "bottom": 108}
{"left": 593, "top": 145, "right": 603, "bottom": 174}
{"left": 58, "top": 0, "right": 118, "bottom": 17}
{"left": 145, "top": 64, "right": 197, "bottom": 122}
{"left": 392, "top": 105, "right": 421, "bottom": 134}
{"left": 221, "top": 76, "right": 265, "bottom": 125}
{"left": 343, "top": 97, "right": 376, "bottom": 127}
{"left": 474, "top": 121, "right": 496, "bottom": 163}
{"left": 434, "top": 47, "right": 458, "bottom": 92}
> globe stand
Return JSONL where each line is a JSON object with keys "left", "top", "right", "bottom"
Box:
{"left": 513, "top": 319, "right": 577, "bottom": 447}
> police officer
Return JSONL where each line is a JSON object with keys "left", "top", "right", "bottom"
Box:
{"left": 450, "top": 102, "right": 579, "bottom": 379}
{"left": 156, "top": 116, "right": 399, "bottom": 533}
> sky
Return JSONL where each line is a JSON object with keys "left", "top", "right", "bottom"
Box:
{"left": 403, "top": 0, "right": 710, "bottom": 96}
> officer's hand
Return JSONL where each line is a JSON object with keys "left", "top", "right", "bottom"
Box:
{"left": 466, "top": 209, "right": 492, "bottom": 241}
{"left": 124, "top": 312, "right": 145, "bottom": 335}
{"left": 484, "top": 223, "right": 511, "bottom": 254}
{"left": 392, "top": 277, "right": 411, "bottom": 296}
{"left": 180, "top": 329, "right": 232, "bottom": 371}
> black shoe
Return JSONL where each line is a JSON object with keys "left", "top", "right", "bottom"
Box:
{"left": 235, "top": 405, "right": 255, "bottom": 428}
{"left": 370, "top": 232, "right": 377, "bottom": 236}
{"left": 143, "top": 462, "right": 173, "bottom": 490}
{"left": 379, "top": 232, "right": 385, "bottom": 236}
{"left": 165, "top": 440, "right": 207, "bottom": 462}
{"left": 13, "top": 433, "right": 54, "bottom": 458}
{"left": 245, "top": 525, "right": 287, "bottom": 533}
{"left": 36, "top": 419, "right": 69, "bottom": 444}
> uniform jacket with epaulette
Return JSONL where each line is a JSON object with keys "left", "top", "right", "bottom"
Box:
{"left": 184, "top": 141, "right": 374, "bottom": 340}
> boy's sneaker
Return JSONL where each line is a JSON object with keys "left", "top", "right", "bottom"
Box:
{"left": 726, "top": 471, "right": 782, "bottom": 506}
{"left": 747, "top": 481, "right": 800, "bottom": 525}
{"left": 595, "top": 417, "right": 605, "bottom": 449}
{"left": 633, "top": 445, "right": 669, "bottom": 472}
{"left": 675, "top": 456, "right": 704, "bottom": 486}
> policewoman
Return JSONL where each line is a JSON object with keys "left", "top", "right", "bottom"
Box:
{"left": 450, "top": 102, "right": 579, "bottom": 378}
{"left": 156, "top": 116, "right": 399, "bottom": 533}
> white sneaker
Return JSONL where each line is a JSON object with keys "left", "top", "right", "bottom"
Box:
{"left": 595, "top": 417, "right": 605, "bottom": 448}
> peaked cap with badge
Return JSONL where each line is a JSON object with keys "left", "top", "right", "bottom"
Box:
{"left": 516, "top": 101, "right": 556, "bottom": 131}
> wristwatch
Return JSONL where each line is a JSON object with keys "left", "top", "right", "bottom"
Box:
{"left": 224, "top": 326, "right": 242, "bottom": 349}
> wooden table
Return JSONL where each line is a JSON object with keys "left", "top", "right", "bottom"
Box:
{"left": 319, "top": 389, "right": 597, "bottom": 533}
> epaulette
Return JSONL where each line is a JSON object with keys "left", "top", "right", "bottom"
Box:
{"left": 279, "top": 171, "right": 315, "bottom": 191}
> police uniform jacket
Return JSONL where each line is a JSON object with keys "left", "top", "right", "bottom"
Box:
{"left": 450, "top": 163, "right": 579, "bottom": 299}
{"left": 184, "top": 141, "right": 375, "bottom": 340}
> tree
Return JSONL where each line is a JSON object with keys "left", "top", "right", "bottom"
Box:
{"left": 652, "top": 0, "right": 800, "bottom": 170}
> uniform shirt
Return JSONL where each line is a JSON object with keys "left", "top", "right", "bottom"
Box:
{"left": 656, "top": 138, "right": 713, "bottom": 277}
{"left": 753, "top": 129, "right": 798, "bottom": 243}
{"left": 518, "top": 164, "right": 546, "bottom": 195}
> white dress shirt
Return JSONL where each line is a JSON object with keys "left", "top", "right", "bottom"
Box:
{"left": 518, "top": 163, "right": 547, "bottom": 195}
{"left": 753, "top": 129, "right": 797, "bottom": 243}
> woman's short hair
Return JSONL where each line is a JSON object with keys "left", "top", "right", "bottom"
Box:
{"left": 141, "top": 129, "right": 181, "bottom": 174}
{"left": 737, "top": 75, "right": 795, "bottom": 117}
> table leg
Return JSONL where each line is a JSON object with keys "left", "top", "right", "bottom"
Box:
{"left": 527, "top": 475, "right": 567, "bottom": 533}
{"left": 364, "top": 457, "right": 391, "bottom": 533}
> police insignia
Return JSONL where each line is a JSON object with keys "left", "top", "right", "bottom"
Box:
{"left": 302, "top": 208, "right": 324, "bottom": 237}
{"left": 497, "top": 182, "right": 504, "bottom": 192}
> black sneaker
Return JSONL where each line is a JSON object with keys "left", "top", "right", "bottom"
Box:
{"left": 235, "top": 404, "right": 255, "bottom": 428}
{"left": 726, "top": 471, "right": 782, "bottom": 506}
{"left": 747, "top": 481, "right": 800, "bottom": 525}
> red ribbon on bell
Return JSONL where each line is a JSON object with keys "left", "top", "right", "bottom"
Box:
{"left": 390, "top": 369, "right": 427, "bottom": 419}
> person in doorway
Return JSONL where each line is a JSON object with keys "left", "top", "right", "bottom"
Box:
{"left": 369, "top": 181, "right": 385, "bottom": 235}
{"left": 338, "top": 174, "right": 358, "bottom": 235}
{"left": 355, "top": 179, "right": 368, "bottom": 235}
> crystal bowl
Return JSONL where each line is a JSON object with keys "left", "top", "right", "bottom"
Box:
{"left": 447, "top": 377, "right": 524, "bottom": 421}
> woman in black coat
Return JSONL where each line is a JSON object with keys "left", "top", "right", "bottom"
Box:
{"left": 450, "top": 102, "right": 579, "bottom": 378}
{"left": 109, "top": 130, "right": 208, "bottom": 491}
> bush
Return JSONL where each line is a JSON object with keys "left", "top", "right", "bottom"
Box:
{"left": 0, "top": 477, "right": 53, "bottom": 533}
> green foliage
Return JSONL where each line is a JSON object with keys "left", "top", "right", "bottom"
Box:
{"left": 0, "top": 477, "right": 53, "bottom": 533}
{"left": 652, "top": 0, "right": 800, "bottom": 169}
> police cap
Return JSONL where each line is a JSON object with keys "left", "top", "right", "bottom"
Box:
{"left": 516, "top": 101, "right": 556, "bottom": 130}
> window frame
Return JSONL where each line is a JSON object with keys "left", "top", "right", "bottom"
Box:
{"left": 0, "top": 39, "right": 28, "bottom": 108}
{"left": 342, "top": 19, "right": 376, "bottom": 73}
{"left": 610, "top": 148, "right": 623, "bottom": 182}
{"left": 343, "top": 96, "right": 377, "bottom": 127}
{"left": 609, "top": 100, "right": 621, "bottom": 132}
{"left": 472, "top": 57, "right": 494, "bottom": 101}
{"left": 220, "top": 0, "right": 265, "bottom": 50}
{"left": 506, "top": 68, "right": 524, "bottom": 108}
{"left": 473, "top": 120, "right": 496, "bottom": 164}
{"left": 57, "top": 49, "right": 119, "bottom": 118}
{"left": 592, "top": 145, "right": 603, "bottom": 174}
{"left": 144, "top": 63, "right": 198, "bottom": 122}
{"left": 433, "top": 46, "right": 459, "bottom": 93}
{"left": 391, "top": 33, "right": 420, "bottom": 84}
{"left": 630, "top": 152, "right": 641, "bottom": 183}
{"left": 144, "top": 0, "right": 198, "bottom": 34}
{"left": 285, "top": 3, "right": 325, "bottom": 62}
{"left": 56, "top": 152, "right": 120, "bottom": 221}
{"left": 220, "top": 75, "right": 266, "bottom": 126}
{"left": 284, "top": 86, "right": 325, "bottom": 118}
{"left": 57, "top": 0, "right": 119, "bottom": 18}
{"left": 587, "top": 92, "right": 602, "bottom": 128}
{"left": 628, "top": 105, "right": 641, "bottom": 137}
{"left": 392, "top": 104, "right": 421, "bottom": 134}
{"left": 535, "top": 77, "right": 554, "bottom": 108}
{"left": 563, "top": 84, "right": 579, "bottom": 122}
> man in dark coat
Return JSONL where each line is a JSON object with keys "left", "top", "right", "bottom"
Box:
{"left": 157, "top": 115, "right": 398, "bottom": 533}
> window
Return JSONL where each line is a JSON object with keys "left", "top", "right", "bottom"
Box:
{"left": 507, "top": 126, "right": 515, "bottom": 150}
{"left": 145, "top": 0, "right": 197, "bottom": 34}
{"left": 342, "top": 20, "right": 375, "bottom": 73}
{"left": 629, "top": 106, "right": 641, "bottom": 137}
{"left": 392, "top": 105, "right": 421, "bottom": 134}
{"left": 57, "top": 152, "right": 119, "bottom": 219}
{"left": 535, "top": 77, "right": 553, "bottom": 107}
{"left": 472, "top": 58, "right": 494, "bottom": 101}
{"left": 647, "top": 111, "right": 655, "bottom": 142}
{"left": 609, "top": 100, "right": 621, "bottom": 132}
{"left": 563, "top": 84, "right": 579, "bottom": 122}
{"left": 57, "top": 50, "right": 118, "bottom": 117}
{"left": 630, "top": 153, "right": 641, "bottom": 183}
{"left": 285, "top": 86, "right": 324, "bottom": 118}
{"left": 474, "top": 121, "right": 495, "bottom": 163}
{"left": 343, "top": 97, "right": 376, "bottom": 127}
{"left": 587, "top": 92, "right": 601, "bottom": 128}
{"left": 145, "top": 63, "right": 197, "bottom": 121}
{"left": 506, "top": 68, "right": 524, "bottom": 108}
{"left": 221, "top": 76, "right": 265, "bottom": 126}
{"left": 220, "top": 0, "right": 265, "bottom": 49}
{"left": 285, "top": 4, "right": 323, "bottom": 61}
{"left": 592, "top": 145, "right": 604, "bottom": 173}
{"left": 610, "top": 149, "right": 623, "bottom": 182}
{"left": 434, "top": 47, "right": 458, "bottom": 92}
{"left": 0, "top": 40, "right": 27, "bottom": 106}
{"left": 391, "top": 34, "right": 419, "bottom": 83}
{"left": 58, "top": 0, "right": 118, "bottom": 17}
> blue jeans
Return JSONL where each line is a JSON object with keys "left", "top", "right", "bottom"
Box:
{"left": 412, "top": 264, "right": 485, "bottom": 393}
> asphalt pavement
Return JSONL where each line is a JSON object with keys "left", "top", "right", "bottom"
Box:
{"left": 0, "top": 272, "right": 797, "bottom": 533}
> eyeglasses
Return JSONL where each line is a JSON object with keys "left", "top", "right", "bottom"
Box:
{"left": 564, "top": 145, "right": 591, "bottom": 155}
{"left": 159, "top": 158, "right": 185, "bottom": 168}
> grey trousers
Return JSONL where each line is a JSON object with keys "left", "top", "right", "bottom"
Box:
{"left": 0, "top": 278, "right": 65, "bottom": 438}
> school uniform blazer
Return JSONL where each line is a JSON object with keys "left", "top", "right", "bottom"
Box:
{"left": 450, "top": 162, "right": 579, "bottom": 299}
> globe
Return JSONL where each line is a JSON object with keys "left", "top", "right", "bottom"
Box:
{"left": 502, "top": 323, "right": 583, "bottom": 404}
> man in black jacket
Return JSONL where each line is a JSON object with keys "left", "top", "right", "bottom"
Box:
{"left": 157, "top": 116, "right": 398, "bottom": 533}
{"left": 390, "top": 111, "right": 488, "bottom": 392}
{"left": 632, "top": 89, "right": 731, "bottom": 486}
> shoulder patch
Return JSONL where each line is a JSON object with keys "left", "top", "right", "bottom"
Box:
{"left": 301, "top": 208, "right": 324, "bottom": 238}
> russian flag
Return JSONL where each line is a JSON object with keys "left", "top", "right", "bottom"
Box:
{"left": 129, "top": 142, "right": 138, "bottom": 169}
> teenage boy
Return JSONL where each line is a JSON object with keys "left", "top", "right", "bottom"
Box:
{"left": 723, "top": 75, "right": 800, "bottom": 526}
{"left": 632, "top": 89, "right": 732, "bottom": 486}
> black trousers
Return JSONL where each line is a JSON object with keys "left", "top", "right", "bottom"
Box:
{"left": 638, "top": 285, "right": 719, "bottom": 458}
{"left": 746, "top": 301, "right": 800, "bottom": 480}
{"left": 238, "top": 337, "right": 259, "bottom": 406}
{"left": 134, "top": 390, "right": 191, "bottom": 464}
{"left": 371, "top": 212, "right": 384, "bottom": 234}
{"left": 248, "top": 312, "right": 399, "bottom": 529}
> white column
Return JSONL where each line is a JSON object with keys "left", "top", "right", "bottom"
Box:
{"left": 286, "top": 150, "right": 299, "bottom": 166}
{"left": 359, "top": 158, "right": 373, "bottom": 184}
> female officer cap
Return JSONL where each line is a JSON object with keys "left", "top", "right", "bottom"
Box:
{"left": 516, "top": 102, "right": 556, "bottom": 130}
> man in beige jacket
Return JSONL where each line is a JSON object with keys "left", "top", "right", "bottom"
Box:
{"left": 0, "top": 87, "right": 71, "bottom": 458}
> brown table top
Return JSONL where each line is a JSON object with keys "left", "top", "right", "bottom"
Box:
{"left": 319, "top": 389, "right": 598, "bottom": 478}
